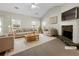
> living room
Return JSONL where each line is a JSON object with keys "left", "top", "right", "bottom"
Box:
{"left": 1, "top": 3, "right": 79, "bottom": 56}
{"left": 0, "top": 3, "right": 58, "bottom": 56}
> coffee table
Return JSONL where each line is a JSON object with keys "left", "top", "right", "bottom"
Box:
{"left": 24, "top": 33, "right": 39, "bottom": 42}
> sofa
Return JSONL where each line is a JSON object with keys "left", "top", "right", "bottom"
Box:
{"left": 0, "top": 36, "right": 14, "bottom": 53}
{"left": 8, "top": 28, "right": 35, "bottom": 38}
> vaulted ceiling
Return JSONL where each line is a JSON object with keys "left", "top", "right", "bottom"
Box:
{"left": 0, "top": 3, "right": 62, "bottom": 18}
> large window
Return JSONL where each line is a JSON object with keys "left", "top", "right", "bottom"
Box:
{"left": 12, "top": 19, "right": 21, "bottom": 30}
{"left": 12, "top": 19, "right": 21, "bottom": 26}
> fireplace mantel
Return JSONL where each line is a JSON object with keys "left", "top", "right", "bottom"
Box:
{"left": 60, "top": 20, "right": 79, "bottom": 43}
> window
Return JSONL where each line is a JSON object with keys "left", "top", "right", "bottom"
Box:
{"left": 12, "top": 19, "right": 21, "bottom": 25}
{"left": 12, "top": 19, "right": 21, "bottom": 29}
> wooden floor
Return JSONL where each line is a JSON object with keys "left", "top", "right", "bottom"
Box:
{"left": 13, "top": 38, "right": 79, "bottom": 56}
{"left": 5, "top": 34, "right": 56, "bottom": 56}
{"left": 1, "top": 34, "right": 79, "bottom": 56}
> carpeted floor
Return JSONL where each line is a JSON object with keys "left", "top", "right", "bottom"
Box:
{"left": 13, "top": 38, "right": 79, "bottom": 56}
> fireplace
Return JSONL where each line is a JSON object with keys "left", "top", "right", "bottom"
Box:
{"left": 62, "top": 25, "right": 73, "bottom": 41}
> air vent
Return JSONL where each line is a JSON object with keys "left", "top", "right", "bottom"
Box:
{"left": 14, "top": 6, "right": 19, "bottom": 9}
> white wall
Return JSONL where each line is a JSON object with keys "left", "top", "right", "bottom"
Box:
{"left": 60, "top": 4, "right": 79, "bottom": 43}
{"left": 42, "top": 3, "right": 79, "bottom": 43}
{"left": 0, "top": 11, "right": 40, "bottom": 34}
{"left": 42, "top": 6, "right": 61, "bottom": 35}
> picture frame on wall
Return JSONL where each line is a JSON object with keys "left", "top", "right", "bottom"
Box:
{"left": 49, "top": 16, "right": 58, "bottom": 24}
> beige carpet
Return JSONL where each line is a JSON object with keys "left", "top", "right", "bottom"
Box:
{"left": 13, "top": 38, "right": 79, "bottom": 56}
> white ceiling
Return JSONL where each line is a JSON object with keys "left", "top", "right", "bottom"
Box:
{"left": 0, "top": 3, "right": 62, "bottom": 18}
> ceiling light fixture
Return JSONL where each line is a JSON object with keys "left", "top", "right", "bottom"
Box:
{"left": 31, "top": 3, "right": 39, "bottom": 9}
{"left": 31, "top": 4, "right": 37, "bottom": 8}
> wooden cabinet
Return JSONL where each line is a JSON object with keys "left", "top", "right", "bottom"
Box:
{"left": 62, "top": 7, "right": 79, "bottom": 21}
{"left": 0, "top": 36, "right": 14, "bottom": 53}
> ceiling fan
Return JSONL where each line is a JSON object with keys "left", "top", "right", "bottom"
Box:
{"left": 31, "top": 3, "right": 39, "bottom": 8}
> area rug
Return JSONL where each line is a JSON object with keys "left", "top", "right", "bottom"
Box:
{"left": 5, "top": 34, "right": 56, "bottom": 56}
